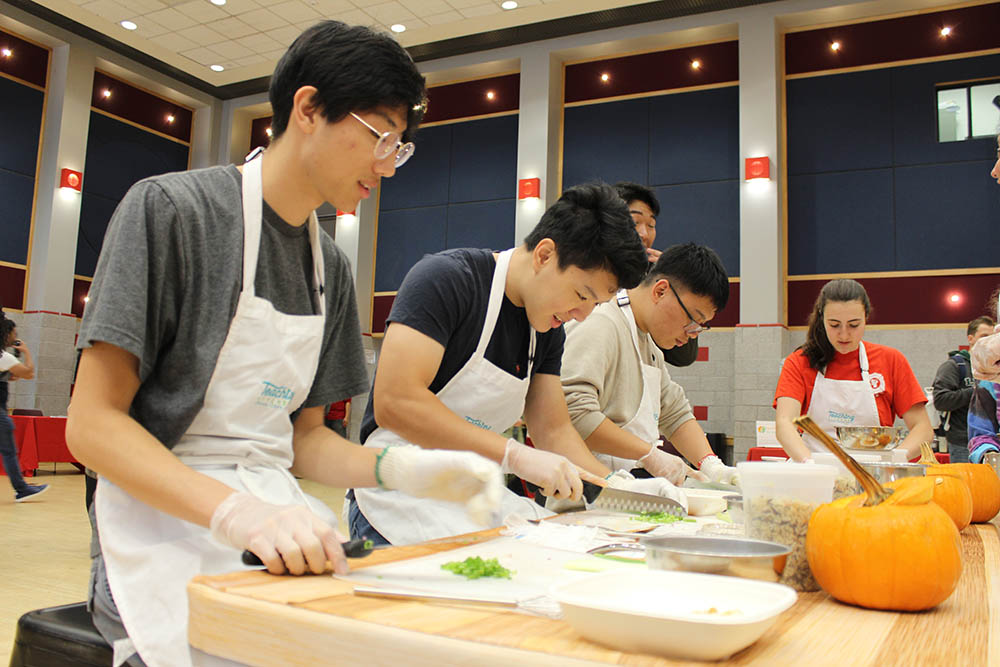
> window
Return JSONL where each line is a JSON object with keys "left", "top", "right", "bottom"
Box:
{"left": 937, "top": 80, "right": 1000, "bottom": 142}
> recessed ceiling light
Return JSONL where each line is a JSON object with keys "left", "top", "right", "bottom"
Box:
{"left": 940, "top": 26, "right": 952, "bottom": 37}
{"left": 690, "top": 59, "right": 701, "bottom": 70}
{"left": 101, "top": 88, "right": 112, "bottom": 98}
{"left": 166, "top": 114, "right": 175, "bottom": 123}
{"left": 210, "top": 64, "right": 224, "bottom": 72}
{"left": 1, "top": 48, "right": 11, "bottom": 58}
{"left": 390, "top": 24, "right": 406, "bottom": 33}
{"left": 265, "top": 127, "right": 273, "bottom": 137}
{"left": 501, "top": 1, "right": 518, "bottom": 9}
{"left": 600, "top": 72, "right": 609, "bottom": 82}
{"left": 210, "top": 0, "right": 227, "bottom": 5}
{"left": 486, "top": 90, "right": 495, "bottom": 100}
{"left": 120, "top": 20, "right": 137, "bottom": 30}
{"left": 830, "top": 41, "right": 841, "bottom": 51}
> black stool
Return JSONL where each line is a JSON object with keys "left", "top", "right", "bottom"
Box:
{"left": 9, "top": 602, "right": 112, "bottom": 667}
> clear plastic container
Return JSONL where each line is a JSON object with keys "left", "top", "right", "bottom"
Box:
{"left": 736, "top": 462, "right": 837, "bottom": 592}
{"left": 813, "top": 452, "right": 881, "bottom": 498}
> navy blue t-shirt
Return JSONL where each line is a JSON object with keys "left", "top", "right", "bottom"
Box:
{"left": 361, "top": 248, "right": 565, "bottom": 443}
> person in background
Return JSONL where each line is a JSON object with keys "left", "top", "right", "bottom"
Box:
{"left": 773, "top": 279, "right": 933, "bottom": 461}
{"left": 67, "top": 22, "right": 503, "bottom": 667}
{"left": 349, "top": 183, "right": 687, "bottom": 547}
{"left": 561, "top": 243, "right": 738, "bottom": 487}
{"left": 614, "top": 182, "right": 699, "bottom": 368}
{"left": 325, "top": 398, "right": 351, "bottom": 438}
{"left": 932, "top": 316, "right": 995, "bottom": 463}
{"left": 0, "top": 314, "right": 47, "bottom": 501}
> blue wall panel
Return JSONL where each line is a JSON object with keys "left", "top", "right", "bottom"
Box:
{"left": 653, "top": 181, "right": 740, "bottom": 275}
{"left": 449, "top": 115, "right": 518, "bottom": 203}
{"left": 562, "top": 98, "right": 649, "bottom": 188}
{"left": 76, "top": 112, "right": 189, "bottom": 276}
{"left": 894, "top": 161, "right": 1000, "bottom": 270}
{"left": 788, "top": 170, "right": 894, "bottom": 275}
{"left": 379, "top": 124, "right": 451, "bottom": 211}
{"left": 446, "top": 200, "right": 516, "bottom": 251}
{"left": 0, "top": 170, "right": 35, "bottom": 264}
{"left": 0, "top": 77, "right": 43, "bottom": 176}
{"left": 648, "top": 86, "right": 739, "bottom": 184}
{"left": 787, "top": 70, "right": 894, "bottom": 176}
{"left": 374, "top": 206, "right": 448, "bottom": 292}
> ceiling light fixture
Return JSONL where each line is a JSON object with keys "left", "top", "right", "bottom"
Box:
{"left": 940, "top": 26, "right": 952, "bottom": 37}
{"left": 390, "top": 24, "right": 406, "bottom": 33}
{"left": 210, "top": 0, "right": 227, "bottom": 5}
{"left": 691, "top": 59, "right": 701, "bottom": 70}
{"left": 101, "top": 88, "right": 111, "bottom": 98}
{"left": 120, "top": 20, "right": 137, "bottom": 30}
{"left": 600, "top": 73, "right": 610, "bottom": 82}
{"left": 501, "top": 1, "right": 519, "bottom": 9}
{"left": 830, "top": 41, "right": 841, "bottom": 51}
{"left": 1, "top": 48, "right": 11, "bottom": 58}
{"left": 486, "top": 90, "right": 495, "bottom": 100}
{"left": 166, "top": 114, "right": 175, "bottom": 123}
{"left": 210, "top": 64, "right": 224, "bottom": 72}
{"left": 265, "top": 127, "right": 273, "bottom": 137}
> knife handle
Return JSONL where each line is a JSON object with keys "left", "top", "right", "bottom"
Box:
{"left": 241, "top": 537, "right": 375, "bottom": 567}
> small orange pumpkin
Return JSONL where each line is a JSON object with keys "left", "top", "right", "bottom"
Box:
{"left": 926, "top": 474, "right": 973, "bottom": 531}
{"left": 796, "top": 419, "right": 962, "bottom": 612}
{"left": 919, "top": 443, "right": 1000, "bottom": 523}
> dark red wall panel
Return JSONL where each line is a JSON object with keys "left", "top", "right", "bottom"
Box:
{"left": 787, "top": 274, "right": 1000, "bottom": 326}
{"left": 423, "top": 74, "right": 519, "bottom": 124}
{"left": 786, "top": 3, "right": 1000, "bottom": 75}
{"left": 249, "top": 116, "right": 272, "bottom": 154}
{"left": 0, "top": 265, "right": 25, "bottom": 310}
{"left": 0, "top": 29, "right": 48, "bottom": 88}
{"left": 565, "top": 41, "right": 738, "bottom": 104}
{"left": 71, "top": 279, "right": 91, "bottom": 319}
{"left": 91, "top": 71, "right": 192, "bottom": 143}
{"left": 711, "top": 281, "right": 739, "bottom": 328}
{"left": 372, "top": 294, "right": 396, "bottom": 334}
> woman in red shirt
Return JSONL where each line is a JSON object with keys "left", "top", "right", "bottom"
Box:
{"left": 773, "top": 279, "right": 932, "bottom": 461}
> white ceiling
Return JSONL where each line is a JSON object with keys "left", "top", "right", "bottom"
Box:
{"left": 27, "top": 0, "right": 662, "bottom": 86}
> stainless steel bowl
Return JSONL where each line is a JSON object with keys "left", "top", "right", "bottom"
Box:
{"left": 642, "top": 535, "right": 790, "bottom": 582}
{"left": 859, "top": 461, "right": 926, "bottom": 485}
{"left": 836, "top": 426, "right": 901, "bottom": 450}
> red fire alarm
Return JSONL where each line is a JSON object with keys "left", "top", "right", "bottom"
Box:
{"left": 518, "top": 177, "right": 540, "bottom": 200}
{"left": 60, "top": 168, "right": 83, "bottom": 192}
{"left": 744, "top": 157, "right": 770, "bottom": 181}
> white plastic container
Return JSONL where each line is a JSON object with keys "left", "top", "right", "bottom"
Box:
{"left": 736, "top": 461, "right": 837, "bottom": 592}
{"left": 551, "top": 569, "right": 796, "bottom": 661}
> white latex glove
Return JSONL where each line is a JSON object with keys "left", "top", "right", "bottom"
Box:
{"left": 210, "top": 491, "right": 346, "bottom": 576}
{"left": 971, "top": 331, "right": 1000, "bottom": 381}
{"left": 605, "top": 470, "right": 688, "bottom": 513}
{"left": 377, "top": 445, "right": 503, "bottom": 526}
{"left": 699, "top": 454, "right": 740, "bottom": 487}
{"left": 636, "top": 442, "right": 690, "bottom": 485}
{"left": 500, "top": 438, "right": 583, "bottom": 501}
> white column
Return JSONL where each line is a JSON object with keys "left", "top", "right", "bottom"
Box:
{"left": 514, "top": 47, "right": 563, "bottom": 245}
{"left": 738, "top": 12, "right": 783, "bottom": 325}
{"left": 25, "top": 42, "right": 95, "bottom": 313}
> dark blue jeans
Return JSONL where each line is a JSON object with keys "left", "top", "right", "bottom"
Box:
{"left": 0, "top": 412, "right": 29, "bottom": 494}
{"left": 345, "top": 490, "right": 391, "bottom": 547}
{"left": 948, "top": 441, "right": 971, "bottom": 464}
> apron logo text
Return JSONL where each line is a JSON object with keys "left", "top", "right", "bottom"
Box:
{"left": 828, "top": 410, "right": 856, "bottom": 425}
{"left": 464, "top": 416, "right": 491, "bottom": 430}
{"left": 256, "top": 381, "right": 295, "bottom": 410}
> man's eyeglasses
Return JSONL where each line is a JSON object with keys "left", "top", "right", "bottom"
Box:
{"left": 350, "top": 112, "right": 415, "bottom": 168}
{"left": 668, "top": 282, "right": 711, "bottom": 334}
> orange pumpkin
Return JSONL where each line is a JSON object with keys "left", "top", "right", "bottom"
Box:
{"left": 807, "top": 477, "right": 962, "bottom": 611}
{"left": 918, "top": 442, "right": 1000, "bottom": 523}
{"left": 925, "top": 474, "right": 973, "bottom": 531}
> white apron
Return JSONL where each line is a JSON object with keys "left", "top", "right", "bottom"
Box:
{"left": 95, "top": 154, "right": 336, "bottom": 667}
{"left": 803, "top": 341, "right": 881, "bottom": 452}
{"left": 594, "top": 291, "right": 663, "bottom": 472}
{"left": 354, "top": 248, "right": 551, "bottom": 545}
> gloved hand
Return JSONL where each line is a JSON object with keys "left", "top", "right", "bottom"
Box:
{"left": 605, "top": 470, "right": 688, "bottom": 513}
{"left": 500, "top": 438, "right": 582, "bottom": 501}
{"left": 971, "top": 331, "right": 1000, "bottom": 381}
{"left": 699, "top": 454, "right": 740, "bottom": 487}
{"left": 210, "top": 491, "right": 346, "bottom": 576}
{"left": 636, "top": 442, "right": 691, "bottom": 485}
{"left": 377, "top": 445, "right": 503, "bottom": 526}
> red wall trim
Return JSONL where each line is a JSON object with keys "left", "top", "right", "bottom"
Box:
{"left": 423, "top": 73, "right": 520, "bottom": 124}
{"left": 711, "top": 282, "right": 739, "bottom": 328}
{"left": 0, "top": 28, "right": 48, "bottom": 88}
{"left": 0, "top": 265, "right": 26, "bottom": 310}
{"left": 787, "top": 273, "right": 1000, "bottom": 326}
{"left": 91, "top": 71, "right": 192, "bottom": 143}
{"left": 565, "top": 41, "right": 738, "bottom": 104}
{"left": 785, "top": 3, "right": 1000, "bottom": 75}
{"left": 696, "top": 346, "right": 709, "bottom": 362}
{"left": 372, "top": 294, "right": 396, "bottom": 334}
{"left": 692, "top": 405, "right": 709, "bottom": 421}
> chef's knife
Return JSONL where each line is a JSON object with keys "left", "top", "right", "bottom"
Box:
{"left": 241, "top": 537, "right": 375, "bottom": 567}
{"left": 539, "top": 468, "right": 686, "bottom": 518}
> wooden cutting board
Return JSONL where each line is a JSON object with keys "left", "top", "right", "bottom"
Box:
{"left": 188, "top": 523, "right": 1000, "bottom": 666}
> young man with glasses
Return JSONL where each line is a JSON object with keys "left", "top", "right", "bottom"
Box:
{"left": 560, "top": 243, "right": 739, "bottom": 486}
{"left": 68, "top": 22, "right": 504, "bottom": 667}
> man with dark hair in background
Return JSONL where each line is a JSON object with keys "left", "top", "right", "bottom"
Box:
{"left": 933, "top": 315, "right": 996, "bottom": 463}
{"left": 68, "top": 22, "right": 505, "bottom": 666}
{"left": 615, "top": 182, "right": 699, "bottom": 367}
{"left": 0, "top": 314, "right": 46, "bottom": 501}
{"left": 561, "top": 243, "right": 739, "bottom": 487}
{"left": 349, "top": 182, "right": 689, "bottom": 547}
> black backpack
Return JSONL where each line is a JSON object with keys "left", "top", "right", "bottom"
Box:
{"left": 936, "top": 354, "right": 973, "bottom": 436}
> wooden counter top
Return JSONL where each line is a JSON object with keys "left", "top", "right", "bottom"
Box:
{"left": 188, "top": 524, "right": 1000, "bottom": 666}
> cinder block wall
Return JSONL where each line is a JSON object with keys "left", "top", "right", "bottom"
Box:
{"left": 5, "top": 311, "right": 80, "bottom": 416}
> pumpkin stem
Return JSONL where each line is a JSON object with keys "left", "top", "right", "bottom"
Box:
{"left": 917, "top": 441, "right": 938, "bottom": 465}
{"left": 793, "top": 416, "right": 893, "bottom": 506}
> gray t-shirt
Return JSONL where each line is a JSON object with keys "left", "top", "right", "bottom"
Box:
{"left": 77, "top": 164, "right": 369, "bottom": 449}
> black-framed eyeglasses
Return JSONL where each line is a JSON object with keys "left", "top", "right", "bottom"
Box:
{"left": 668, "top": 282, "right": 711, "bottom": 334}
{"left": 349, "top": 112, "right": 415, "bottom": 167}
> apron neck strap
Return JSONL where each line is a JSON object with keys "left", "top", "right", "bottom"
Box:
{"left": 241, "top": 154, "right": 264, "bottom": 297}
